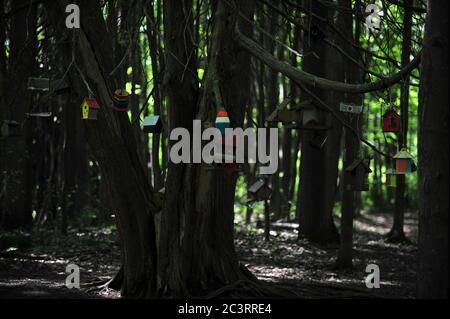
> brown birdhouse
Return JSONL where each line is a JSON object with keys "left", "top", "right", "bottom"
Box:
{"left": 382, "top": 110, "right": 400, "bottom": 133}
{"left": 345, "top": 158, "right": 372, "bottom": 191}
{"left": 143, "top": 115, "right": 163, "bottom": 134}
{"left": 81, "top": 98, "right": 100, "bottom": 120}
{"left": 248, "top": 179, "right": 273, "bottom": 202}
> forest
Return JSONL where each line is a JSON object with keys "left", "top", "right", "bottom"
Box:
{"left": 0, "top": 0, "right": 448, "bottom": 302}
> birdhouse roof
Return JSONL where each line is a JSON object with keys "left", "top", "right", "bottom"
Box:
{"left": 345, "top": 159, "right": 372, "bottom": 173}
{"left": 249, "top": 180, "right": 271, "bottom": 194}
{"left": 382, "top": 109, "right": 400, "bottom": 118}
{"left": 2, "top": 120, "right": 20, "bottom": 127}
{"left": 215, "top": 117, "right": 230, "bottom": 124}
{"left": 143, "top": 115, "right": 161, "bottom": 126}
{"left": 394, "top": 149, "right": 413, "bottom": 159}
{"left": 83, "top": 98, "right": 99, "bottom": 109}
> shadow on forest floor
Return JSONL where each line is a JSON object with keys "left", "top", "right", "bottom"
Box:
{"left": 0, "top": 210, "right": 418, "bottom": 299}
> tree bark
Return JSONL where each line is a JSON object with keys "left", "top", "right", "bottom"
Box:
{"left": 417, "top": 0, "right": 449, "bottom": 299}
{"left": 389, "top": 0, "right": 413, "bottom": 242}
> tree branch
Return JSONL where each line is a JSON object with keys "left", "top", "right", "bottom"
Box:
{"left": 235, "top": 28, "right": 421, "bottom": 94}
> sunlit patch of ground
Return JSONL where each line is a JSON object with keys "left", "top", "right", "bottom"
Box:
{"left": 236, "top": 210, "right": 418, "bottom": 298}
{"left": 0, "top": 211, "right": 418, "bottom": 298}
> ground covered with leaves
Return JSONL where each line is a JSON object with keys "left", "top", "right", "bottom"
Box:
{"left": 0, "top": 211, "right": 418, "bottom": 299}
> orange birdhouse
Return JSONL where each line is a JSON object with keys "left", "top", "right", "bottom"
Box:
{"left": 382, "top": 110, "right": 400, "bottom": 133}
{"left": 81, "top": 98, "right": 100, "bottom": 120}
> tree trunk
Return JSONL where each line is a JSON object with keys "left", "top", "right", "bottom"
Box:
{"left": 389, "top": 0, "right": 413, "bottom": 242}
{"left": 0, "top": 0, "right": 36, "bottom": 230}
{"left": 296, "top": 0, "right": 339, "bottom": 245}
{"left": 158, "top": 0, "right": 255, "bottom": 297}
{"left": 44, "top": 0, "right": 160, "bottom": 297}
{"left": 417, "top": 0, "right": 449, "bottom": 299}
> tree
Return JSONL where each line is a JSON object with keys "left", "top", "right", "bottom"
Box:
{"left": 0, "top": 0, "right": 36, "bottom": 230}
{"left": 417, "top": 0, "right": 449, "bottom": 299}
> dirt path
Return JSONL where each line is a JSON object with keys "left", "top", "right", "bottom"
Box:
{"left": 0, "top": 211, "right": 418, "bottom": 299}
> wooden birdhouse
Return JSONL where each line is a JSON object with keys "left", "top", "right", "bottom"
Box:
{"left": 81, "top": 98, "right": 100, "bottom": 120}
{"left": 215, "top": 108, "right": 230, "bottom": 135}
{"left": 112, "top": 89, "right": 130, "bottom": 111}
{"left": 394, "top": 148, "right": 414, "bottom": 174}
{"left": 143, "top": 115, "right": 162, "bottom": 134}
{"left": 309, "top": 133, "right": 328, "bottom": 150}
{"left": 277, "top": 110, "right": 298, "bottom": 123}
{"left": 385, "top": 168, "right": 397, "bottom": 187}
{"left": 28, "top": 77, "right": 69, "bottom": 94}
{"left": 382, "top": 110, "right": 400, "bottom": 133}
{"left": 248, "top": 179, "right": 273, "bottom": 201}
{"left": 340, "top": 102, "right": 363, "bottom": 114}
{"left": 345, "top": 158, "right": 372, "bottom": 191}
{"left": 0, "top": 120, "right": 20, "bottom": 139}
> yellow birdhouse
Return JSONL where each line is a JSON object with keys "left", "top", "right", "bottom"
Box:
{"left": 81, "top": 98, "right": 100, "bottom": 120}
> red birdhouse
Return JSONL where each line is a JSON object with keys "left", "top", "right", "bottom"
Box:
{"left": 382, "top": 110, "right": 400, "bottom": 133}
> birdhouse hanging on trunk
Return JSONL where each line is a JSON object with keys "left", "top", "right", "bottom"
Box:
{"left": 394, "top": 148, "right": 414, "bottom": 174}
{"left": 344, "top": 158, "right": 372, "bottom": 191}
{"left": 385, "top": 168, "right": 397, "bottom": 187}
{"left": 382, "top": 110, "right": 400, "bottom": 133}
{"left": 248, "top": 179, "right": 273, "bottom": 202}
{"left": 81, "top": 98, "right": 100, "bottom": 120}
{"left": 112, "top": 89, "right": 130, "bottom": 112}
{"left": 212, "top": 108, "right": 238, "bottom": 174}
{"left": 0, "top": 120, "right": 20, "bottom": 139}
{"left": 215, "top": 108, "right": 230, "bottom": 135}
{"left": 28, "top": 77, "right": 70, "bottom": 94}
{"left": 143, "top": 115, "right": 162, "bottom": 134}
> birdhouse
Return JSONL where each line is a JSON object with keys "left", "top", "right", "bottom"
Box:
{"left": 310, "top": 25, "right": 325, "bottom": 43}
{"left": 27, "top": 77, "right": 50, "bottom": 91}
{"left": 394, "top": 148, "right": 414, "bottom": 174}
{"left": 309, "top": 133, "right": 328, "bottom": 150}
{"left": 215, "top": 108, "right": 230, "bottom": 135}
{"left": 248, "top": 179, "right": 273, "bottom": 201}
{"left": 382, "top": 110, "right": 400, "bottom": 133}
{"left": 81, "top": 98, "right": 100, "bottom": 120}
{"left": 28, "top": 77, "right": 70, "bottom": 94}
{"left": 301, "top": 106, "right": 319, "bottom": 127}
{"left": 277, "top": 110, "right": 298, "bottom": 123}
{"left": 0, "top": 120, "right": 20, "bottom": 139}
{"left": 340, "top": 102, "right": 363, "bottom": 114}
{"left": 345, "top": 158, "right": 372, "bottom": 191}
{"left": 112, "top": 89, "right": 130, "bottom": 111}
{"left": 385, "top": 168, "right": 397, "bottom": 187}
{"left": 143, "top": 115, "right": 162, "bottom": 134}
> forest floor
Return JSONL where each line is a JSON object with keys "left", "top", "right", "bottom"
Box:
{"left": 0, "top": 210, "right": 418, "bottom": 299}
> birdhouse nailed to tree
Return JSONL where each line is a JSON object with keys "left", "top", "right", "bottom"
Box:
{"left": 382, "top": 110, "right": 400, "bottom": 133}
{"left": 215, "top": 108, "right": 230, "bottom": 135}
{"left": 143, "top": 115, "right": 163, "bottom": 134}
{"left": 214, "top": 108, "right": 239, "bottom": 174}
{"left": 27, "top": 77, "right": 70, "bottom": 94}
{"left": 112, "top": 89, "right": 130, "bottom": 112}
{"left": 345, "top": 158, "right": 372, "bottom": 191}
{"left": 0, "top": 120, "right": 20, "bottom": 139}
{"left": 248, "top": 179, "right": 273, "bottom": 202}
{"left": 81, "top": 98, "right": 100, "bottom": 120}
{"left": 394, "top": 148, "right": 414, "bottom": 174}
{"left": 385, "top": 168, "right": 397, "bottom": 187}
